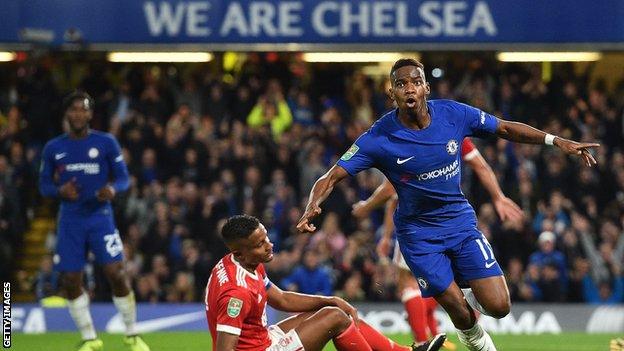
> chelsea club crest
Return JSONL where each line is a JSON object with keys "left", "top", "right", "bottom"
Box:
{"left": 446, "top": 139, "right": 458, "bottom": 155}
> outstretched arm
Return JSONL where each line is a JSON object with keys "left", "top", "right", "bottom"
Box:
{"left": 352, "top": 178, "right": 396, "bottom": 219}
{"left": 267, "top": 284, "right": 358, "bottom": 323}
{"left": 495, "top": 120, "right": 599, "bottom": 166}
{"left": 465, "top": 152, "right": 523, "bottom": 222}
{"left": 297, "top": 165, "right": 349, "bottom": 233}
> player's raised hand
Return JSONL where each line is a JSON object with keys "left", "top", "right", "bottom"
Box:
{"left": 554, "top": 138, "right": 600, "bottom": 167}
{"left": 330, "top": 296, "right": 359, "bottom": 325}
{"left": 493, "top": 196, "right": 524, "bottom": 222}
{"left": 351, "top": 200, "right": 371, "bottom": 219}
{"left": 96, "top": 185, "right": 116, "bottom": 201}
{"left": 296, "top": 204, "right": 321, "bottom": 233}
{"left": 59, "top": 177, "right": 80, "bottom": 201}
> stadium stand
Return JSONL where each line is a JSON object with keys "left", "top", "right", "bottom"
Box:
{"left": 1, "top": 53, "right": 622, "bottom": 304}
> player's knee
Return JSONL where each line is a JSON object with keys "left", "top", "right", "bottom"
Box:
{"left": 439, "top": 295, "right": 473, "bottom": 328}
{"left": 320, "top": 306, "right": 351, "bottom": 332}
{"left": 486, "top": 297, "right": 511, "bottom": 319}
{"left": 106, "top": 270, "right": 124, "bottom": 283}
{"left": 103, "top": 263, "right": 128, "bottom": 286}
{"left": 61, "top": 273, "right": 83, "bottom": 298}
{"left": 483, "top": 295, "right": 511, "bottom": 319}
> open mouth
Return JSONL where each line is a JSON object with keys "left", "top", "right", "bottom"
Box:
{"left": 406, "top": 97, "right": 417, "bottom": 108}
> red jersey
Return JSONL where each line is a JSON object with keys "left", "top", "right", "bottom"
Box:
{"left": 461, "top": 138, "right": 479, "bottom": 161}
{"left": 205, "top": 253, "right": 272, "bottom": 350}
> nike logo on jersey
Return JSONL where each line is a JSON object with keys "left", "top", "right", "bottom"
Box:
{"left": 485, "top": 261, "right": 497, "bottom": 268}
{"left": 55, "top": 153, "right": 67, "bottom": 160}
{"left": 396, "top": 156, "right": 415, "bottom": 164}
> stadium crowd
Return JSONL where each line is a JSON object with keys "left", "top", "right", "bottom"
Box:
{"left": 1, "top": 53, "right": 623, "bottom": 304}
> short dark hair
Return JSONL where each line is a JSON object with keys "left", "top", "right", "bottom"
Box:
{"left": 221, "top": 215, "right": 260, "bottom": 244}
{"left": 390, "top": 58, "right": 425, "bottom": 77}
{"left": 62, "top": 90, "right": 94, "bottom": 114}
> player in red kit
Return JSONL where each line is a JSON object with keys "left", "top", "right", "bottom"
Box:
{"left": 205, "top": 214, "right": 447, "bottom": 351}
{"left": 352, "top": 138, "right": 523, "bottom": 350}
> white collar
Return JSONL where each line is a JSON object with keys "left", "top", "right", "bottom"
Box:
{"left": 230, "top": 255, "right": 259, "bottom": 280}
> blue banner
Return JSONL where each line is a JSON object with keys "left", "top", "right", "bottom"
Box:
{"left": 1, "top": 0, "right": 623, "bottom": 47}
{"left": 13, "top": 303, "right": 622, "bottom": 334}
{"left": 10, "top": 303, "right": 276, "bottom": 333}
{"left": 12, "top": 304, "right": 209, "bottom": 333}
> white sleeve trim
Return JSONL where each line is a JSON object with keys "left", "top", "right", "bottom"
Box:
{"left": 216, "top": 324, "right": 242, "bottom": 335}
{"left": 462, "top": 149, "right": 480, "bottom": 161}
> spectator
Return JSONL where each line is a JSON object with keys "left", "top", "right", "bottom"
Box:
{"left": 135, "top": 273, "right": 163, "bottom": 303}
{"left": 532, "top": 191, "right": 571, "bottom": 234}
{"left": 309, "top": 212, "right": 347, "bottom": 264}
{"left": 575, "top": 213, "right": 618, "bottom": 284}
{"left": 289, "top": 90, "right": 316, "bottom": 126}
{"left": 582, "top": 273, "right": 624, "bottom": 304}
{"left": 2, "top": 53, "right": 622, "bottom": 304}
{"left": 568, "top": 257, "right": 591, "bottom": 302}
{"left": 166, "top": 271, "right": 195, "bottom": 302}
{"left": 538, "top": 262, "right": 565, "bottom": 302}
{"left": 336, "top": 271, "right": 366, "bottom": 302}
{"left": 280, "top": 250, "right": 333, "bottom": 295}
{"left": 529, "top": 231, "right": 568, "bottom": 289}
{"left": 139, "top": 148, "right": 159, "bottom": 185}
{"left": 247, "top": 94, "right": 292, "bottom": 140}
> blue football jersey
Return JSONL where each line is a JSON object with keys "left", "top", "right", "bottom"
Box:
{"left": 337, "top": 99, "right": 499, "bottom": 240}
{"left": 39, "top": 130, "right": 129, "bottom": 217}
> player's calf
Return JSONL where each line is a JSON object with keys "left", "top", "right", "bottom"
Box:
{"left": 105, "top": 263, "right": 144, "bottom": 347}
{"left": 103, "top": 261, "right": 131, "bottom": 296}
{"left": 435, "top": 287, "right": 476, "bottom": 330}
{"left": 68, "top": 292, "right": 98, "bottom": 342}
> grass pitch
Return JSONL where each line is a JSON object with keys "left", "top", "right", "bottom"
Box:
{"left": 10, "top": 332, "right": 621, "bottom": 350}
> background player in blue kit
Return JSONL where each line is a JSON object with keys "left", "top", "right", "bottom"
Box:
{"left": 297, "top": 59, "right": 600, "bottom": 351}
{"left": 39, "top": 92, "right": 150, "bottom": 351}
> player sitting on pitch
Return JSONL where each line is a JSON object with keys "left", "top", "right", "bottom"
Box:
{"left": 205, "top": 214, "right": 447, "bottom": 351}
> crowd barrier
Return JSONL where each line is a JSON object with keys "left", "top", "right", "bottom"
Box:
{"left": 11, "top": 303, "right": 624, "bottom": 334}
